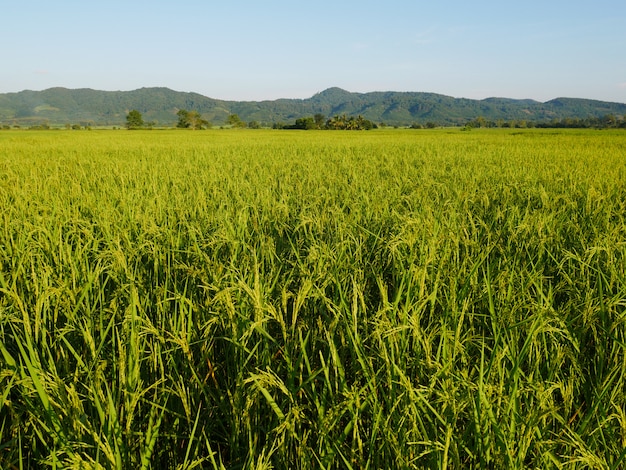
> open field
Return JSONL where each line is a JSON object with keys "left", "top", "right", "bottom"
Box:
{"left": 1, "top": 128, "right": 625, "bottom": 469}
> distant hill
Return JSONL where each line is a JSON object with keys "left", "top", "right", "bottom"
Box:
{"left": 1, "top": 86, "right": 625, "bottom": 127}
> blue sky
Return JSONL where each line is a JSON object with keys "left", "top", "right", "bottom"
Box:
{"left": 2, "top": 0, "right": 625, "bottom": 103}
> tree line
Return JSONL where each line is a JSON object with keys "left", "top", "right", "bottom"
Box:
{"left": 126, "top": 110, "right": 377, "bottom": 130}
{"left": 125, "top": 109, "right": 625, "bottom": 131}
{"left": 274, "top": 114, "right": 376, "bottom": 130}
{"left": 462, "top": 114, "right": 626, "bottom": 130}
{"left": 126, "top": 109, "right": 211, "bottom": 130}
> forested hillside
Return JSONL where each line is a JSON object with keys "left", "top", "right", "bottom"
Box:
{"left": 1, "top": 86, "right": 625, "bottom": 127}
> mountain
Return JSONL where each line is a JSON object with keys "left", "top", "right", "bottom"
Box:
{"left": 1, "top": 86, "right": 625, "bottom": 127}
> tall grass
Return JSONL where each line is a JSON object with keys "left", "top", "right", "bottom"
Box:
{"left": 1, "top": 128, "right": 625, "bottom": 468}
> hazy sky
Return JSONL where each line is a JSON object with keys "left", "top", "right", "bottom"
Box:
{"left": 2, "top": 0, "right": 625, "bottom": 103}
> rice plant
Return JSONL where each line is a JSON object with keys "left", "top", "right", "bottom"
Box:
{"left": 1, "top": 128, "right": 625, "bottom": 468}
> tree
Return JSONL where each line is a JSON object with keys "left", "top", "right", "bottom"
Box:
{"left": 314, "top": 113, "right": 326, "bottom": 129}
{"left": 177, "top": 109, "right": 210, "bottom": 130}
{"left": 295, "top": 117, "right": 316, "bottom": 130}
{"left": 324, "top": 114, "right": 376, "bottom": 130}
{"left": 603, "top": 114, "right": 617, "bottom": 128}
{"left": 227, "top": 114, "right": 246, "bottom": 128}
{"left": 126, "top": 110, "right": 144, "bottom": 129}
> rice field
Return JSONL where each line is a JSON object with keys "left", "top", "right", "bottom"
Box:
{"left": 1, "top": 128, "right": 625, "bottom": 469}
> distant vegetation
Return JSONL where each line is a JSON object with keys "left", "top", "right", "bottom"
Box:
{"left": 464, "top": 114, "right": 626, "bottom": 129}
{"left": 276, "top": 113, "right": 377, "bottom": 130}
{"left": 176, "top": 109, "right": 211, "bottom": 130}
{"left": 1, "top": 87, "right": 625, "bottom": 128}
{"left": 125, "top": 109, "right": 144, "bottom": 129}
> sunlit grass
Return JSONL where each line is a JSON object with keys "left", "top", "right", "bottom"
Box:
{"left": 1, "top": 128, "right": 625, "bottom": 468}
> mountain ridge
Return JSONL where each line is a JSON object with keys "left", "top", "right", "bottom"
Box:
{"left": 1, "top": 86, "right": 625, "bottom": 127}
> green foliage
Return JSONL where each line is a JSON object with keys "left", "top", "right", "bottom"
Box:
{"left": 176, "top": 109, "right": 210, "bottom": 130}
{"left": 283, "top": 116, "right": 316, "bottom": 130}
{"left": 2, "top": 87, "right": 625, "bottom": 128}
{"left": 465, "top": 114, "right": 625, "bottom": 129}
{"left": 325, "top": 114, "right": 375, "bottom": 130}
{"left": 1, "top": 129, "right": 626, "bottom": 468}
{"left": 284, "top": 114, "right": 376, "bottom": 130}
{"left": 126, "top": 109, "right": 145, "bottom": 129}
{"left": 314, "top": 113, "right": 326, "bottom": 129}
{"left": 227, "top": 113, "right": 246, "bottom": 128}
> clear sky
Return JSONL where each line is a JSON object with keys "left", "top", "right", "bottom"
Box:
{"left": 2, "top": 0, "right": 625, "bottom": 103}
